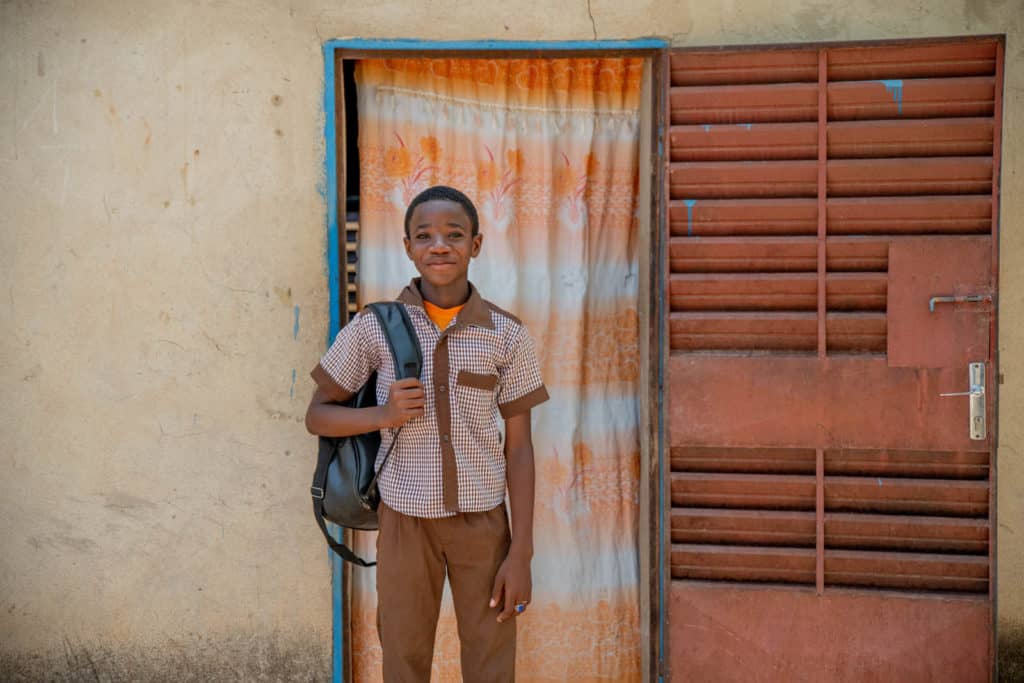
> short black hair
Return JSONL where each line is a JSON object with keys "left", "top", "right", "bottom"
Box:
{"left": 404, "top": 185, "right": 479, "bottom": 237}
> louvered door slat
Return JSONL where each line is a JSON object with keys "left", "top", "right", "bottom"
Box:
{"left": 670, "top": 160, "right": 818, "bottom": 198}
{"left": 670, "top": 83, "right": 818, "bottom": 124}
{"left": 671, "top": 123, "right": 818, "bottom": 161}
{"left": 828, "top": 118, "right": 993, "bottom": 157}
{"left": 824, "top": 448, "right": 989, "bottom": 478}
{"left": 826, "top": 238, "right": 889, "bottom": 271}
{"left": 671, "top": 49, "right": 818, "bottom": 86}
{"left": 669, "top": 198, "right": 817, "bottom": 237}
{"left": 672, "top": 545, "right": 817, "bottom": 584}
{"left": 669, "top": 311, "right": 818, "bottom": 351}
{"left": 670, "top": 237, "right": 817, "bottom": 272}
{"left": 825, "top": 514, "right": 988, "bottom": 554}
{"left": 825, "top": 476, "right": 989, "bottom": 517}
{"left": 670, "top": 273, "right": 818, "bottom": 311}
{"left": 825, "top": 550, "right": 989, "bottom": 592}
{"left": 827, "top": 77, "right": 995, "bottom": 120}
{"left": 827, "top": 196, "right": 991, "bottom": 234}
{"left": 673, "top": 509, "right": 817, "bottom": 546}
{"left": 827, "top": 157, "right": 992, "bottom": 196}
{"left": 827, "top": 42, "right": 997, "bottom": 80}
{"left": 671, "top": 446, "right": 816, "bottom": 474}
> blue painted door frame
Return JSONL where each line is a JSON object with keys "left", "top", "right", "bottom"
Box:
{"left": 320, "top": 37, "right": 669, "bottom": 683}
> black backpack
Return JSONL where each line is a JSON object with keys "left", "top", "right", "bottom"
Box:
{"left": 310, "top": 302, "right": 422, "bottom": 566}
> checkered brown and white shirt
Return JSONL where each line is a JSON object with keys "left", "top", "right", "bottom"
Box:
{"left": 311, "top": 279, "right": 549, "bottom": 519}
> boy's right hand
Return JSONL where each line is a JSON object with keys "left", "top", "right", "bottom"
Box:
{"left": 382, "top": 378, "right": 425, "bottom": 428}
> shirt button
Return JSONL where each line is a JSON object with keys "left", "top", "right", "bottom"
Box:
{"left": 442, "top": 434, "right": 449, "bottom": 442}
{"left": 439, "top": 385, "right": 446, "bottom": 393}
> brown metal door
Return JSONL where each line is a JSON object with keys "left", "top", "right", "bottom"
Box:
{"left": 665, "top": 39, "right": 1003, "bottom": 681}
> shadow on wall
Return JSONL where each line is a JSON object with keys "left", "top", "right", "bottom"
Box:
{"left": 0, "top": 631, "right": 328, "bottom": 682}
{"left": 1000, "top": 623, "right": 1024, "bottom": 683}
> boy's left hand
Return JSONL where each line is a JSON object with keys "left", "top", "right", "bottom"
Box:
{"left": 489, "top": 546, "right": 532, "bottom": 623}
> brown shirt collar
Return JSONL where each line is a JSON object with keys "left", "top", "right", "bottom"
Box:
{"left": 397, "top": 278, "right": 494, "bottom": 330}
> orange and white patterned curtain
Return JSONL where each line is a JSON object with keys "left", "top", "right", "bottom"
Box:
{"left": 351, "top": 57, "right": 643, "bottom": 681}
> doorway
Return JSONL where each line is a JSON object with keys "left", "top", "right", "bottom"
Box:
{"left": 321, "top": 39, "right": 669, "bottom": 683}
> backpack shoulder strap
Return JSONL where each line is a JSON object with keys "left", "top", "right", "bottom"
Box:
{"left": 365, "top": 302, "right": 422, "bottom": 380}
{"left": 360, "top": 302, "right": 423, "bottom": 498}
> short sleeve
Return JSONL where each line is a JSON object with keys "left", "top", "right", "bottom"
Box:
{"left": 309, "top": 312, "right": 380, "bottom": 398}
{"left": 496, "top": 324, "right": 549, "bottom": 419}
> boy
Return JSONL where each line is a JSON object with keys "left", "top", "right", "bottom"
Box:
{"left": 305, "top": 185, "right": 548, "bottom": 682}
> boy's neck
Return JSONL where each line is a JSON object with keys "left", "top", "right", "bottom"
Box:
{"left": 418, "top": 278, "right": 471, "bottom": 310}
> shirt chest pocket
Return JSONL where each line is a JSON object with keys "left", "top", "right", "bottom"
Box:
{"left": 453, "top": 371, "right": 501, "bottom": 441}
{"left": 456, "top": 370, "right": 498, "bottom": 392}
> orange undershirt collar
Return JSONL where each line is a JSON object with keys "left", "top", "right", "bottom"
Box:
{"left": 423, "top": 299, "right": 465, "bottom": 331}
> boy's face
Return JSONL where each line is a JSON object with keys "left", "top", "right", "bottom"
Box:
{"left": 404, "top": 200, "right": 482, "bottom": 289}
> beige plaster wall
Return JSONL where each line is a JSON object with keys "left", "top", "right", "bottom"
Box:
{"left": 0, "top": 0, "right": 1020, "bottom": 679}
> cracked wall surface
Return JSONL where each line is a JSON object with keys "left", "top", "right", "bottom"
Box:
{"left": 0, "top": 0, "right": 1021, "bottom": 679}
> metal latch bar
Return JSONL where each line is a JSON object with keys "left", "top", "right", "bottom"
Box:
{"left": 928, "top": 294, "right": 992, "bottom": 313}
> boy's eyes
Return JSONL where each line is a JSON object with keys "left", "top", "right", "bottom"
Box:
{"left": 414, "top": 230, "right": 465, "bottom": 241}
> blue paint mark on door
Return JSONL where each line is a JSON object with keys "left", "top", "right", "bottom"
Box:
{"left": 876, "top": 79, "right": 904, "bottom": 115}
{"left": 684, "top": 199, "right": 697, "bottom": 236}
{"left": 290, "top": 368, "right": 296, "bottom": 399}
{"left": 293, "top": 305, "right": 301, "bottom": 339}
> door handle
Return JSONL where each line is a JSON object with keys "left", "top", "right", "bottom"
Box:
{"left": 939, "top": 362, "right": 986, "bottom": 440}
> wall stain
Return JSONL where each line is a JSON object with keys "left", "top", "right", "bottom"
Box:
{"left": 965, "top": 0, "right": 1010, "bottom": 26}
{"left": 999, "top": 621, "right": 1024, "bottom": 682}
{"left": 274, "top": 286, "right": 293, "bottom": 304}
{"left": 26, "top": 534, "right": 98, "bottom": 553}
{"left": 791, "top": 3, "right": 841, "bottom": 37}
{"left": 104, "top": 491, "right": 157, "bottom": 514}
{"left": 258, "top": 397, "right": 301, "bottom": 422}
{"left": 0, "top": 631, "right": 329, "bottom": 682}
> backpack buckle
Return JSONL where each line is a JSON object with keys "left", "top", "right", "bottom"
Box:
{"left": 310, "top": 486, "right": 325, "bottom": 500}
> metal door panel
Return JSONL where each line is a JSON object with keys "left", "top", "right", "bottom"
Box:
{"left": 664, "top": 38, "right": 1002, "bottom": 681}
{"left": 670, "top": 355, "right": 983, "bottom": 452}
{"left": 888, "top": 237, "right": 992, "bottom": 368}
{"left": 671, "top": 583, "right": 990, "bottom": 683}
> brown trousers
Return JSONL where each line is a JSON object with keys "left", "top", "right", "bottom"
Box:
{"left": 376, "top": 502, "right": 516, "bottom": 683}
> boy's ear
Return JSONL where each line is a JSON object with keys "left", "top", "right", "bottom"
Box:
{"left": 471, "top": 232, "right": 483, "bottom": 258}
{"left": 403, "top": 235, "right": 413, "bottom": 260}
